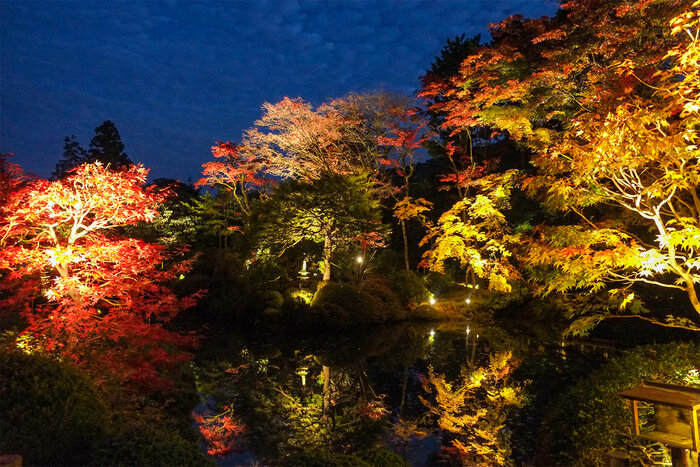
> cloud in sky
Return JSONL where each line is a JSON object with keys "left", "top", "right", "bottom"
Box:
{"left": 1, "top": 0, "right": 556, "bottom": 181}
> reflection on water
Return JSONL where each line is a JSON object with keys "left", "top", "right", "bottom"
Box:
{"left": 193, "top": 321, "right": 582, "bottom": 466}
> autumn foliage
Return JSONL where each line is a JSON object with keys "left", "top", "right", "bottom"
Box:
{"left": 419, "top": 0, "right": 700, "bottom": 332}
{"left": 0, "top": 161, "right": 200, "bottom": 391}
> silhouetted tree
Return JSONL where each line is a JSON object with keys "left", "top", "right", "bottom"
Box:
{"left": 51, "top": 135, "right": 87, "bottom": 180}
{"left": 87, "top": 120, "right": 132, "bottom": 168}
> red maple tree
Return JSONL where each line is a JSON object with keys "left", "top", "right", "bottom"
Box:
{"left": 0, "top": 161, "right": 201, "bottom": 391}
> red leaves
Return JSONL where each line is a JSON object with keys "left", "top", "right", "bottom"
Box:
{"left": 194, "top": 406, "right": 245, "bottom": 456}
{"left": 0, "top": 162, "right": 202, "bottom": 393}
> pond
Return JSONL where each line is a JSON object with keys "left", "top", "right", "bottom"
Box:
{"left": 192, "top": 321, "right": 609, "bottom": 466}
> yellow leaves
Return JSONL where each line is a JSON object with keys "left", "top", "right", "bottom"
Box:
{"left": 44, "top": 246, "right": 81, "bottom": 268}
{"left": 489, "top": 271, "right": 512, "bottom": 293}
{"left": 619, "top": 292, "right": 635, "bottom": 310}
{"left": 420, "top": 352, "right": 522, "bottom": 465}
{"left": 393, "top": 196, "right": 433, "bottom": 222}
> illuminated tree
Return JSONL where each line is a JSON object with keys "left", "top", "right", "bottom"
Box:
{"left": 257, "top": 175, "right": 386, "bottom": 281}
{"left": 376, "top": 101, "right": 431, "bottom": 271}
{"left": 522, "top": 1, "right": 700, "bottom": 331}
{"left": 420, "top": 170, "right": 521, "bottom": 292}
{"left": 196, "top": 141, "right": 274, "bottom": 233}
{"left": 232, "top": 94, "right": 399, "bottom": 280}
{"left": 0, "top": 162, "right": 200, "bottom": 390}
{"left": 243, "top": 96, "right": 390, "bottom": 182}
{"left": 419, "top": 0, "right": 700, "bottom": 331}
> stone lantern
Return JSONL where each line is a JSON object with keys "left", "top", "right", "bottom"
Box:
{"left": 619, "top": 381, "right": 700, "bottom": 466}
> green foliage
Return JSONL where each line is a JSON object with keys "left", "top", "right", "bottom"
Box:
{"left": 242, "top": 258, "right": 289, "bottom": 286}
{"left": 0, "top": 350, "right": 108, "bottom": 465}
{"left": 485, "top": 280, "right": 531, "bottom": 311}
{"left": 360, "top": 448, "right": 410, "bottom": 467}
{"left": 388, "top": 269, "right": 430, "bottom": 306}
{"left": 424, "top": 271, "right": 453, "bottom": 295}
{"left": 97, "top": 416, "right": 213, "bottom": 467}
{"left": 309, "top": 279, "right": 405, "bottom": 327}
{"left": 256, "top": 175, "right": 387, "bottom": 263}
{"left": 538, "top": 342, "right": 700, "bottom": 466}
{"left": 285, "top": 449, "right": 372, "bottom": 467}
{"left": 285, "top": 447, "right": 408, "bottom": 467}
{"left": 508, "top": 347, "right": 608, "bottom": 463}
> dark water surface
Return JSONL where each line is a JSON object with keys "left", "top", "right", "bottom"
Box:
{"left": 192, "top": 321, "right": 595, "bottom": 466}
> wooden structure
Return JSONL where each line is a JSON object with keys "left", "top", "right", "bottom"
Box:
{"left": 620, "top": 381, "right": 700, "bottom": 466}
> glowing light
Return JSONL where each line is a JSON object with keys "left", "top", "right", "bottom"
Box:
{"left": 465, "top": 298, "right": 471, "bottom": 305}
{"left": 291, "top": 289, "right": 313, "bottom": 304}
{"left": 466, "top": 325, "right": 470, "bottom": 334}
{"left": 356, "top": 255, "right": 363, "bottom": 263}
{"left": 428, "top": 329, "right": 435, "bottom": 342}
{"left": 429, "top": 298, "right": 436, "bottom": 305}
{"left": 296, "top": 366, "right": 309, "bottom": 386}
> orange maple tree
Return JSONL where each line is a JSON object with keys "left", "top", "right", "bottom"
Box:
{"left": 419, "top": 0, "right": 700, "bottom": 332}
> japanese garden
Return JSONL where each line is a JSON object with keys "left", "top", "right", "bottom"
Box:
{"left": 1, "top": 0, "right": 700, "bottom": 465}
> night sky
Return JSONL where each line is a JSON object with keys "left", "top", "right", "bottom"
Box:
{"left": 1, "top": 0, "right": 556, "bottom": 182}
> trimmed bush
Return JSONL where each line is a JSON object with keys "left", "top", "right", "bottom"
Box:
{"left": 388, "top": 269, "right": 429, "bottom": 306}
{"left": 0, "top": 350, "right": 108, "bottom": 465}
{"left": 309, "top": 280, "right": 405, "bottom": 327}
{"left": 97, "top": 417, "right": 214, "bottom": 467}
{"left": 285, "top": 449, "right": 371, "bottom": 467}
{"left": 360, "top": 448, "right": 410, "bottom": 466}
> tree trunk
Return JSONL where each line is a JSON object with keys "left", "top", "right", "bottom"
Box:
{"left": 322, "top": 365, "right": 331, "bottom": 416}
{"left": 323, "top": 235, "right": 332, "bottom": 282}
{"left": 401, "top": 219, "right": 410, "bottom": 271}
{"left": 686, "top": 280, "right": 700, "bottom": 316}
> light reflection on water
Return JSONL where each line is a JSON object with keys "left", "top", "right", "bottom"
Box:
{"left": 193, "top": 322, "right": 501, "bottom": 465}
{"left": 193, "top": 320, "right": 602, "bottom": 466}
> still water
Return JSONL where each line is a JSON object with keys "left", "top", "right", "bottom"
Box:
{"left": 192, "top": 321, "right": 586, "bottom": 466}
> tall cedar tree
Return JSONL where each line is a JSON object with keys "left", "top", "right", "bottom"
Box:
{"left": 51, "top": 135, "right": 87, "bottom": 180}
{"left": 87, "top": 120, "right": 132, "bottom": 168}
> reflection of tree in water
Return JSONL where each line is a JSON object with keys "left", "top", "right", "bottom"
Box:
{"left": 193, "top": 323, "right": 514, "bottom": 464}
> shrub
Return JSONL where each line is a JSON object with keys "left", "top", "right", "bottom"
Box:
{"left": 0, "top": 350, "right": 108, "bottom": 465}
{"left": 310, "top": 280, "right": 405, "bottom": 327}
{"left": 361, "top": 276, "right": 407, "bottom": 321}
{"left": 388, "top": 269, "right": 429, "bottom": 306}
{"left": 424, "top": 272, "right": 452, "bottom": 296}
{"left": 360, "top": 447, "right": 410, "bottom": 466}
{"left": 538, "top": 342, "right": 700, "bottom": 466}
{"left": 285, "top": 449, "right": 371, "bottom": 467}
{"left": 97, "top": 416, "right": 213, "bottom": 467}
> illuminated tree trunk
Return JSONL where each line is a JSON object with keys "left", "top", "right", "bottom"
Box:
{"left": 684, "top": 278, "right": 700, "bottom": 316}
{"left": 401, "top": 219, "right": 410, "bottom": 271}
{"left": 322, "top": 234, "right": 332, "bottom": 282}
{"left": 322, "top": 365, "right": 331, "bottom": 416}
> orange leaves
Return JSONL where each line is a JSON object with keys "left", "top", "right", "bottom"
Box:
{"left": 393, "top": 196, "right": 433, "bottom": 222}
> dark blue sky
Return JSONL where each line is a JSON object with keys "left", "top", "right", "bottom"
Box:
{"left": 1, "top": 0, "right": 556, "bottom": 182}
